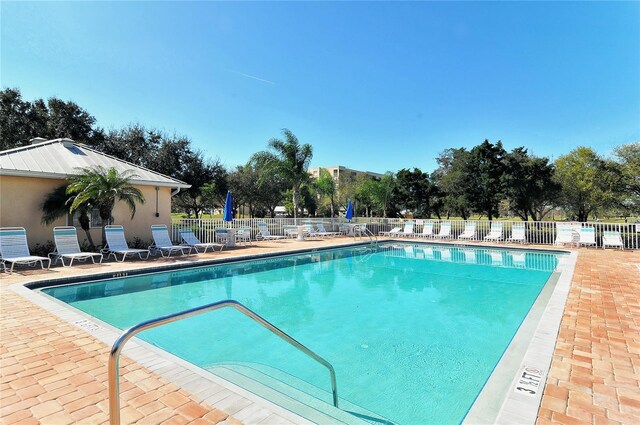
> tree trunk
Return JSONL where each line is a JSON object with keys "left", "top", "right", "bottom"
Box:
{"left": 77, "top": 213, "right": 96, "bottom": 251}
{"left": 292, "top": 188, "right": 299, "bottom": 220}
{"left": 99, "top": 209, "right": 112, "bottom": 247}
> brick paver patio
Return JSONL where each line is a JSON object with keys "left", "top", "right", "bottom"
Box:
{"left": 1, "top": 238, "right": 638, "bottom": 424}
{"left": 536, "top": 249, "right": 640, "bottom": 425}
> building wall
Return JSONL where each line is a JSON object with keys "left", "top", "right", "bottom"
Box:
{"left": 308, "top": 166, "right": 383, "bottom": 182}
{"left": 109, "top": 185, "right": 174, "bottom": 246}
{"left": 0, "top": 175, "right": 174, "bottom": 249}
{"left": 0, "top": 175, "right": 67, "bottom": 247}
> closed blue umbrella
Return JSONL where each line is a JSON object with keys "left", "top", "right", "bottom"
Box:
{"left": 345, "top": 199, "right": 354, "bottom": 221}
{"left": 223, "top": 191, "right": 233, "bottom": 222}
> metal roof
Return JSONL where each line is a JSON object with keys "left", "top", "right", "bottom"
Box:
{"left": 0, "top": 139, "right": 191, "bottom": 188}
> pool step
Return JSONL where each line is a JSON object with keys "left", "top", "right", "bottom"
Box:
{"left": 207, "top": 362, "right": 392, "bottom": 425}
{"left": 225, "top": 362, "right": 392, "bottom": 423}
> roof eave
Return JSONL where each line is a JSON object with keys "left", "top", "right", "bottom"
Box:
{"left": 0, "top": 169, "right": 191, "bottom": 189}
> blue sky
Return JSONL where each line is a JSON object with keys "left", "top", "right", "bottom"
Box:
{"left": 2, "top": 1, "right": 639, "bottom": 173}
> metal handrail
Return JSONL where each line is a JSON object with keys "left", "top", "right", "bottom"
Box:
{"left": 364, "top": 226, "right": 378, "bottom": 244}
{"left": 354, "top": 224, "right": 378, "bottom": 245}
{"left": 108, "top": 300, "right": 339, "bottom": 425}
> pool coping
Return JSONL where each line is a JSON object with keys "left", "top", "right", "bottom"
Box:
{"left": 495, "top": 251, "right": 577, "bottom": 424}
{"left": 12, "top": 240, "right": 576, "bottom": 424}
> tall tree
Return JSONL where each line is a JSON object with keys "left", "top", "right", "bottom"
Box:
{"left": 337, "top": 171, "right": 359, "bottom": 213}
{"left": 613, "top": 142, "right": 640, "bottom": 216}
{"left": 228, "top": 164, "right": 264, "bottom": 218}
{"left": 392, "top": 168, "right": 434, "bottom": 218}
{"left": 253, "top": 164, "right": 288, "bottom": 217}
{"left": 147, "top": 137, "right": 227, "bottom": 218}
{"left": 315, "top": 168, "right": 337, "bottom": 217}
{"left": 432, "top": 148, "right": 472, "bottom": 219}
{"left": 299, "top": 185, "right": 318, "bottom": 217}
{"left": 374, "top": 172, "right": 396, "bottom": 218}
{"left": 67, "top": 166, "right": 145, "bottom": 246}
{"left": 464, "top": 140, "right": 507, "bottom": 220}
{"left": 504, "top": 147, "right": 560, "bottom": 221}
{"left": 0, "top": 88, "right": 104, "bottom": 150}
{"left": 554, "top": 147, "right": 618, "bottom": 222}
{"left": 354, "top": 175, "right": 378, "bottom": 217}
{"left": 93, "top": 124, "right": 162, "bottom": 168}
{"left": 357, "top": 172, "right": 396, "bottom": 218}
{"left": 251, "top": 129, "right": 313, "bottom": 219}
{"left": 46, "top": 98, "right": 99, "bottom": 142}
{"left": 0, "top": 88, "right": 31, "bottom": 150}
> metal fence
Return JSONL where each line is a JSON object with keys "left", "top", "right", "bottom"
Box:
{"left": 171, "top": 217, "right": 639, "bottom": 249}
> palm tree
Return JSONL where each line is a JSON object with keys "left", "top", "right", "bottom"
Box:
{"left": 316, "top": 168, "right": 337, "bottom": 217}
{"left": 67, "top": 166, "right": 145, "bottom": 246}
{"left": 251, "top": 129, "right": 313, "bottom": 219}
{"left": 41, "top": 184, "right": 96, "bottom": 250}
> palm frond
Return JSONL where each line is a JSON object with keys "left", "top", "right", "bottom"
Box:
{"left": 41, "top": 185, "right": 73, "bottom": 225}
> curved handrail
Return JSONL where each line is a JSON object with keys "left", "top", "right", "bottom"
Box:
{"left": 354, "top": 224, "right": 378, "bottom": 244}
{"left": 108, "top": 300, "right": 339, "bottom": 425}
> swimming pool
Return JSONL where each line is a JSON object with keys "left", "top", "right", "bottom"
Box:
{"left": 41, "top": 243, "right": 564, "bottom": 424}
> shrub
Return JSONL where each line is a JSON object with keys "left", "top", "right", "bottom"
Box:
{"left": 31, "top": 240, "right": 56, "bottom": 257}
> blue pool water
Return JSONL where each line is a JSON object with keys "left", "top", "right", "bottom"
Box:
{"left": 43, "top": 243, "right": 560, "bottom": 424}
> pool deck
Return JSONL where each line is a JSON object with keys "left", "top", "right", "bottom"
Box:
{"left": 1, "top": 237, "right": 638, "bottom": 424}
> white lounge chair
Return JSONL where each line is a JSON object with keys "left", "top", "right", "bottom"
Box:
{"left": 458, "top": 222, "right": 476, "bottom": 240}
{"left": 506, "top": 223, "right": 527, "bottom": 244}
{"left": 0, "top": 227, "right": 50, "bottom": 273}
{"left": 236, "top": 227, "right": 252, "bottom": 245}
{"left": 103, "top": 225, "right": 150, "bottom": 262}
{"left": 303, "top": 224, "right": 324, "bottom": 238}
{"left": 400, "top": 221, "right": 415, "bottom": 238}
{"left": 484, "top": 222, "right": 504, "bottom": 242}
{"left": 178, "top": 229, "right": 224, "bottom": 253}
{"left": 338, "top": 223, "right": 351, "bottom": 235}
{"left": 49, "top": 226, "right": 103, "bottom": 267}
{"left": 283, "top": 225, "right": 300, "bottom": 238}
{"left": 435, "top": 221, "right": 452, "bottom": 239}
{"left": 316, "top": 223, "right": 340, "bottom": 237}
{"left": 554, "top": 225, "right": 578, "bottom": 247}
{"left": 602, "top": 231, "right": 624, "bottom": 250}
{"left": 256, "top": 223, "right": 287, "bottom": 240}
{"left": 578, "top": 227, "right": 596, "bottom": 248}
{"left": 214, "top": 228, "right": 232, "bottom": 245}
{"left": 415, "top": 222, "right": 434, "bottom": 238}
{"left": 379, "top": 226, "right": 401, "bottom": 237}
{"left": 353, "top": 223, "right": 369, "bottom": 238}
{"left": 150, "top": 225, "right": 192, "bottom": 257}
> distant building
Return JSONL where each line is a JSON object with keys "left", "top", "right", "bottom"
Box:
{"left": 308, "top": 166, "right": 383, "bottom": 183}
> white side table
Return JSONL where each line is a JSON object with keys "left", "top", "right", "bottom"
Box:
{"left": 296, "top": 226, "right": 306, "bottom": 241}
{"left": 225, "top": 228, "right": 237, "bottom": 248}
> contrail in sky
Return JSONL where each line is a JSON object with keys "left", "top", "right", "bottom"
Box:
{"left": 229, "top": 70, "right": 275, "bottom": 85}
